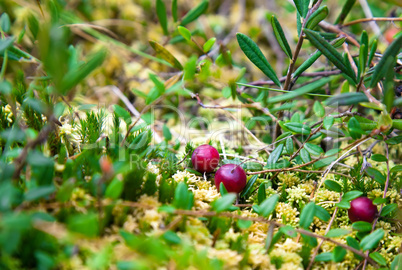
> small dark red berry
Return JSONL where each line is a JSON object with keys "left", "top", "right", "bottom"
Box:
{"left": 215, "top": 164, "right": 247, "bottom": 193}
{"left": 348, "top": 197, "right": 378, "bottom": 223}
{"left": 191, "top": 144, "right": 220, "bottom": 173}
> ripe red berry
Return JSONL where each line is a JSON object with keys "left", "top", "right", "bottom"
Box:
{"left": 215, "top": 164, "right": 247, "bottom": 193}
{"left": 191, "top": 144, "right": 220, "bottom": 173}
{"left": 348, "top": 197, "right": 378, "bottom": 223}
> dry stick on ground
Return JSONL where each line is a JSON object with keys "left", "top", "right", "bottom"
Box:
{"left": 341, "top": 17, "right": 402, "bottom": 27}
{"left": 362, "top": 142, "right": 391, "bottom": 270}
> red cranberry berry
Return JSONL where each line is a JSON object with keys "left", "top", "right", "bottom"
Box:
{"left": 191, "top": 144, "right": 220, "bottom": 173}
{"left": 348, "top": 197, "right": 378, "bottom": 223}
{"left": 215, "top": 164, "right": 247, "bottom": 193}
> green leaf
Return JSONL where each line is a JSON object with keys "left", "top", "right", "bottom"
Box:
{"left": 348, "top": 117, "right": 363, "bottom": 139}
{"left": 369, "top": 252, "right": 387, "bottom": 266}
{"left": 259, "top": 194, "right": 279, "bottom": 217}
{"left": 285, "top": 137, "right": 294, "bottom": 154}
{"left": 323, "top": 116, "right": 334, "bottom": 130}
{"left": 156, "top": 0, "right": 168, "bottom": 35}
{"left": 173, "top": 182, "right": 194, "bottom": 210}
{"left": 294, "top": 37, "right": 345, "bottom": 78}
{"left": 257, "top": 183, "right": 266, "bottom": 204}
{"left": 370, "top": 34, "right": 402, "bottom": 88}
{"left": 336, "top": 200, "right": 350, "bottom": 209}
{"left": 279, "top": 225, "right": 297, "bottom": 237}
{"left": 162, "top": 230, "right": 181, "bottom": 245}
{"left": 368, "top": 39, "right": 377, "bottom": 67}
{"left": 326, "top": 228, "right": 351, "bottom": 238}
{"left": 342, "top": 191, "right": 363, "bottom": 202}
{"left": 313, "top": 155, "right": 336, "bottom": 169}
{"left": 24, "top": 185, "right": 56, "bottom": 202}
{"left": 267, "top": 144, "right": 284, "bottom": 166}
{"left": 68, "top": 213, "right": 99, "bottom": 237}
{"left": 346, "top": 236, "right": 363, "bottom": 260}
{"left": 149, "top": 41, "right": 183, "bottom": 70}
{"left": 172, "top": 0, "right": 178, "bottom": 22}
{"left": 240, "top": 175, "right": 258, "bottom": 198}
{"left": 283, "top": 122, "right": 311, "bottom": 135}
{"left": 313, "top": 101, "right": 325, "bottom": 117}
{"left": 365, "top": 167, "right": 386, "bottom": 185}
{"left": 236, "top": 33, "right": 281, "bottom": 87}
{"left": 0, "top": 37, "right": 14, "bottom": 54}
{"left": 392, "top": 119, "right": 402, "bottom": 130}
{"left": 162, "top": 124, "right": 172, "bottom": 141}
{"left": 268, "top": 77, "right": 332, "bottom": 104}
{"left": 0, "top": 13, "right": 11, "bottom": 33}
{"left": 299, "top": 148, "right": 311, "bottom": 163}
{"left": 335, "top": 0, "right": 356, "bottom": 24}
{"left": 305, "top": 6, "right": 328, "bottom": 30}
{"left": 203, "top": 37, "right": 216, "bottom": 52}
{"left": 270, "top": 15, "right": 292, "bottom": 59}
{"left": 324, "top": 180, "right": 342, "bottom": 192}
{"left": 177, "top": 26, "right": 192, "bottom": 41}
{"left": 213, "top": 193, "right": 237, "bottom": 213}
{"left": 299, "top": 202, "right": 316, "bottom": 229}
{"left": 180, "top": 0, "right": 209, "bottom": 26}
{"left": 315, "top": 205, "right": 331, "bottom": 222}
{"left": 332, "top": 246, "right": 347, "bottom": 262}
{"left": 391, "top": 254, "right": 402, "bottom": 270}
{"left": 315, "top": 252, "right": 333, "bottom": 262}
{"left": 304, "top": 143, "right": 324, "bottom": 157}
{"left": 391, "top": 165, "right": 402, "bottom": 173}
{"left": 105, "top": 178, "right": 124, "bottom": 199}
{"left": 293, "top": 0, "right": 309, "bottom": 17}
{"left": 381, "top": 203, "right": 397, "bottom": 217}
{"left": 237, "top": 219, "right": 253, "bottom": 229}
{"left": 219, "top": 182, "right": 228, "bottom": 196}
{"left": 371, "top": 154, "right": 387, "bottom": 162}
{"left": 304, "top": 28, "right": 356, "bottom": 84}
{"left": 360, "top": 229, "right": 385, "bottom": 251}
{"left": 386, "top": 135, "right": 402, "bottom": 145}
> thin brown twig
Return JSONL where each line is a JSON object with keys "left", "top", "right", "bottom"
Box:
{"left": 341, "top": 17, "right": 402, "bottom": 27}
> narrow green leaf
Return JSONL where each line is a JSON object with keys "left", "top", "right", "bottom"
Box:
{"left": 305, "top": 6, "right": 328, "bottom": 30}
{"left": 267, "top": 144, "right": 284, "bottom": 165}
{"left": 346, "top": 236, "right": 363, "bottom": 259}
{"left": 370, "top": 34, "right": 402, "bottom": 88}
{"left": 390, "top": 165, "right": 402, "bottom": 172}
{"left": 240, "top": 175, "right": 258, "bottom": 198}
{"left": 180, "top": 0, "right": 209, "bottom": 26}
{"left": 293, "top": 0, "right": 309, "bottom": 17}
{"left": 299, "top": 148, "right": 311, "bottom": 163}
{"left": 368, "top": 39, "right": 377, "bottom": 66}
{"left": 149, "top": 41, "right": 183, "bottom": 70}
{"left": 283, "top": 122, "right": 311, "bottom": 135}
{"left": 105, "top": 178, "right": 124, "bottom": 199}
{"left": 342, "top": 191, "right": 363, "bottom": 201}
{"left": 162, "top": 124, "right": 172, "bottom": 141}
{"left": 257, "top": 183, "right": 266, "bottom": 204}
{"left": 219, "top": 182, "right": 228, "bottom": 196}
{"left": 326, "top": 228, "right": 351, "bottom": 238}
{"left": 304, "top": 143, "right": 324, "bottom": 157}
{"left": 285, "top": 137, "right": 294, "bottom": 154}
{"left": 326, "top": 92, "right": 369, "bottom": 106}
{"left": 381, "top": 203, "right": 397, "bottom": 217}
{"left": 300, "top": 202, "right": 316, "bottom": 229}
{"left": 177, "top": 26, "right": 192, "bottom": 41}
{"left": 304, "top": 28, "right": 356, "bottom": 83}
{"left": 267, "top": 77, "right": 332, "bottom": 104}
{"left": 270, "top": 15, "right": 292, "bottom": 59}
{"left": 315, "top": 252, "right": 333, "bottom": 262}
{"left": 213, "top": 193, "right": 237, "bottom": 213}
{"left": 0, "top": 37, "right": 14, "bottom": 54}
{"left": 236, "top": 33, "right": 281, "bottom": 87}
{"left": 156, "top": 0, "right": 168, "bottom": 35}
{"left": 323, "top": 116, "right": 334, "bottom": 130}
{"left": 324, "top": 180, "right": 342, "bottom": 192}
{"left": 203, "top": 37, "right": 216, "bottom": 52}
{"left": 370, "top": 252, "right": 387, "bottom": 266}
{"left": 162, "top": 230, "right": 181, "bottom": 245}
{"left": 371, "top": 154, "right": 387, "bottom": 162}
{"left": 294, "top": 37, "right": 345, "bottom": 78}
{"left": 315, "top": 205, "right": 331, "bottom": 222}
{"left": 335, "top": 0, "right": 356, "bottom": 24}
{"left": 0, "top": 13, "right": 11, "bottom": 33}
{"left": 313, "top": 101, "right": 325, "bottom": 117}
{"left": 172, "top": 0, "right": 178, "bottom": 22}
{"left": 313, "top": 155, "right": 336, "bottom": 169}
{"left": 259, "top": 194, "right": 279, "bottom": 217}
{"left": 360, "top": 229, "right": 385, "bottom": 251}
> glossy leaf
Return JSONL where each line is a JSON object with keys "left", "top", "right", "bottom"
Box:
{"left": 180, "top": 0, "right": 209, "bottom": 26}
{"left": 267, "top": 77, "right": 332, "bottom": 104}
{"left": 240, "top": 175, "right": 258, "bottom": 198}
{"left": 267, "top": 144, "right": 284, "bottom": 166}
{"left": 0, "top": 13, "right": 11, "bottom": 33}
{"left": 299, "top": 148, "right": 311, "bottom": 163}
{"left": 370, "top": 252, "right": 387, "bottom": 266}
{"left": 313, "top": 101, "right": 325, "bottom": 117}
{"left": 326, "top": 228, "right": 351, "bottom": 238}
{"left": 324, "top": 180, "right": 342, "bottom": 192}
{"left": 304, "top": 143, "right": 324, "bottom": 157}
{"left": 342, "top": 190, "right": 363, "bottom": 201}
{"left": 299, "top": 202, "right": 316, "bottom": 229}
{"left": 315, "top": 205, "right": 331, "bottom": 222}
{"left": 370, "top": 34, "right": 402, "bottom": 88}
{"left": 213, "top": 193, "right": 237, "bottom": 213}
{"left": 259, "top": 194, "right": 279, "bottom": 217}
{"left": 293, "top": 0, "right": 309, "bottom": 17}
{"left": 332, "top": 246, "right": 347, "bottom": 262}
{"left": 172, "top": 0, "right": 178, "bottom": 22}
{"left": 360, "top": 229, "right": 384, "bottom": 251}
{"left": 236, "top": 33, "right": 281, "bottom": 87}
{"left": 203, "top": 37, "right": 216, "bottom": 52}
{"left": 283, "top": 122, "right": 311, "bottom": 135}
{"left": 304, "top": 29, "right": 356, "bottom": 83}
{"left": 0, "top": 37, "right": 14, "bottom": 54}
{"left": 156, "top": 0, "right": 168, "bottom": 35}
{"left": 335, "top": 0, "right": 356, "bottom": 24}
{"left": 177, "top": 26, "right": 192, "bottom": 41}
{"left": 305, "top": 6, "right": 328, "bottom": 30}
{"left": 270, "top": 15, "right": 292, "bottom": 59}
{"left": 323, "top": 116, "right": 334, "bottom": 130}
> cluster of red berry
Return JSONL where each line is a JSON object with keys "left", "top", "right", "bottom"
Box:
{"left": 191, "top": 144, "right": 247, "bottom": 194}
{"left": 191, "top": 144, "right": 378, "bottom": 223}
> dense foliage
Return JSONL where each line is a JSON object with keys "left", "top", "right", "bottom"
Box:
{"left": 0, "top": 0, "right": 401, "bottom": 269}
